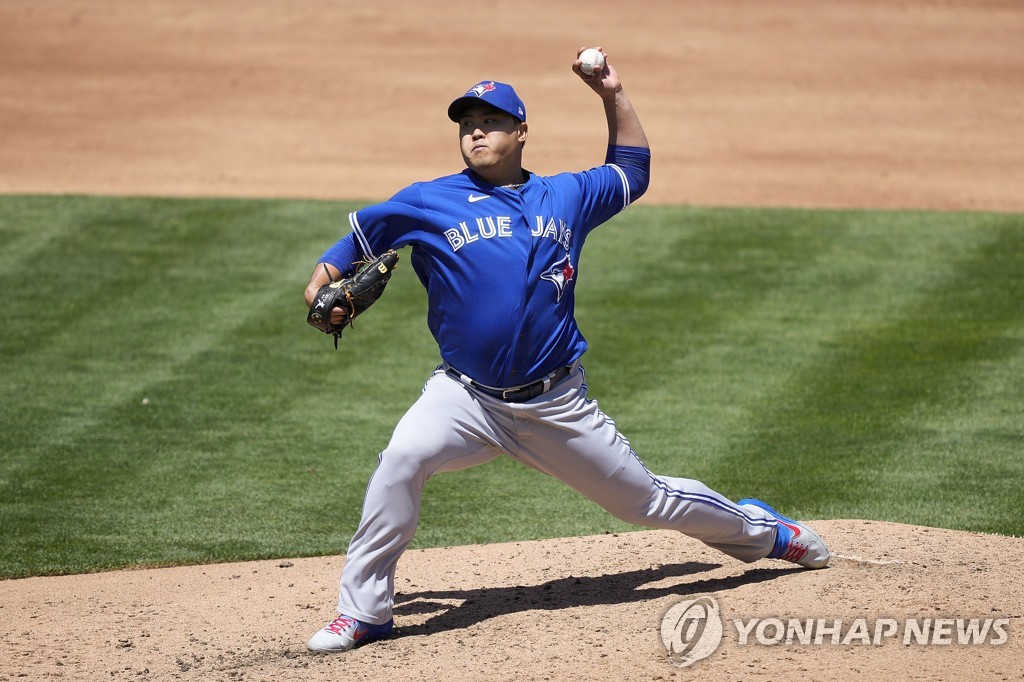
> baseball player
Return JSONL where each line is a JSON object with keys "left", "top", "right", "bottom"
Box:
{"left": 304, "top": 48, "right": 830, "bottom": 653}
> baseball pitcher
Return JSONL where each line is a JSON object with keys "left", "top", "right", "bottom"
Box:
{"left": 303, "top": 47, "right": 830, "bottom": 653}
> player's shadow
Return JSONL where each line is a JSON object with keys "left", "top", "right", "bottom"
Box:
{"left": 392, "top": 561, "right": 800, "bottom": 637}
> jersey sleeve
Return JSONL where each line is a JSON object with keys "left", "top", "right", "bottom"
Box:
{"left": 318, "top": 185, "right": 425, "bottom": 274}
{"left": 317, "top": 233, "right": 362, "bottom": 274}
{"left": 574, "top": 144, "right": 651, "bottom": 234}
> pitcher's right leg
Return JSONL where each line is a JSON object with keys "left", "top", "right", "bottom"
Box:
{"left": 309, "top": 371, "right": 503, "bottom": 652}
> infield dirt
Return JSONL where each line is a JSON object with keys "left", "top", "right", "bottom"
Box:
{"left": 1, "top": 1, "right": 1022, "bottom": 680}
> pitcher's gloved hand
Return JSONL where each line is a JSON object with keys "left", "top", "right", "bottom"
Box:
{"left": 306, "top": 250, "right": 399, "bottom": 348}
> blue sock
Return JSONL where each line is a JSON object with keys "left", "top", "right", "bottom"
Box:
{"left": 768, "top": 520, "right": 794, "bottom": 559}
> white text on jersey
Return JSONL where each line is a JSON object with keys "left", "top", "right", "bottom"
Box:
{"left": 445, "top": 216, "right": 514, "bottom": 251}
{"left": 532, "top": 216, "right": 572, "bottom": 250}
{"left": 444, "top": 215, "right": 573, "bottom": 252}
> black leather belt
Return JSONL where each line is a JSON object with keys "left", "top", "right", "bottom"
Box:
{"left": 445, "top": 364, "right": 574, "bottom": 403}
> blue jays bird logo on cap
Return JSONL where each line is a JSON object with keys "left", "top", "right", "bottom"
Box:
{"left": 468, "top": 82, "right": 497, "bottom": 97}
{"left": 541, "top": 256, "right": 575, "bottom": 302}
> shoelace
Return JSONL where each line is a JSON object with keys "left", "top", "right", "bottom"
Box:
{"left": 324, "top": 615, "right": 357, "bottom": 635}
{"left": 780, "top": 541, "right": 810, "bottom": 562}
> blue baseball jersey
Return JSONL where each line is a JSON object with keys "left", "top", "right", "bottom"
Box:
{"left": 320, "top": 145, "right": 651, "bottom": 387}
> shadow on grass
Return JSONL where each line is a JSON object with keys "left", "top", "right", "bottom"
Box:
{"left": 392, "top": 561, "right": 801, "bottom": 636}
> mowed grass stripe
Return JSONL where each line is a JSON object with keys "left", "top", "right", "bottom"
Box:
{"left": 850, "top": 218, "right": 1024, "bottom": 532}
{"left": 1, "top": 196, "right": 371, "bottom": 573}
{"left": 1, "top": 197, "right": 332, "bottom": 448}
{"left": 704, "top": 213, "right": 1024, "bottom": 529}
{"left": 674, "top": 209, "right": 997, "bottom": 481}
{"left": 575, "top": 207, "right": 848, "bottom": 468}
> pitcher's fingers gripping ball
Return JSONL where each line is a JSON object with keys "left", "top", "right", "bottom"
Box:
{"left": 307, "top": 249, "right": 399, "bottom": 348}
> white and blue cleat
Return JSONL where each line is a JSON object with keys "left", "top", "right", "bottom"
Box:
{"left": 307, "top": 614, "right": 394, "bottom": 653}
{"left": 740, "top": 498, "right": 831, "bottom": 569}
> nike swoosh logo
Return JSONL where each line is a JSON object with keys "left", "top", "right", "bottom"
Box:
{"left": 351, "top": 625, "right": 369, "bottom": 642}
{"left": 779, "top": 519, "right": 802, "bottom": 538}
{"left": 468, "top": 194, "right": 490, "bottom": 203}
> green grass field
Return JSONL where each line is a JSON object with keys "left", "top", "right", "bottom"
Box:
{"left": 1, "top": 195, "right": 1021, "bottom": 579}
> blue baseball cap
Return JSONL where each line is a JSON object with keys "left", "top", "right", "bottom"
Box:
{"left": 447, "top": 81, "right": 526, "bottom": 123}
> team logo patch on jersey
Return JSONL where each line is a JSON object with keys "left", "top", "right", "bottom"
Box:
{"left": 541, "top": 256, "right": 575, "bottom": 302}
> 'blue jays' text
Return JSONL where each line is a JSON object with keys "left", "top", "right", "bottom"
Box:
{"left": 444, "top": 216, "right": 573, "bottom": 252}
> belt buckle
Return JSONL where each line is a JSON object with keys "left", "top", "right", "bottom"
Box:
{"left": 501, "top": 387, "right": 519, "bottom": 401}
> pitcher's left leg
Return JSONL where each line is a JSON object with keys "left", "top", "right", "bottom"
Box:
{"left": 513, "top": 373, "right": 777, "bottom": 563}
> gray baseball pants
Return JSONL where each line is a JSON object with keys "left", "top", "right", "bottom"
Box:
{"left": 336, "top": 365, "right": 778, "bottom": 624}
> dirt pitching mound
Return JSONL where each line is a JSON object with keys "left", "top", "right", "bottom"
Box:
{"left": 2, "top": 522, "right": 1021, "bottom": 680}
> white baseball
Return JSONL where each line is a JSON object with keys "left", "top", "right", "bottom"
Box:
{"left": 579, "top": 48, "right": 605, "bottom": 76}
